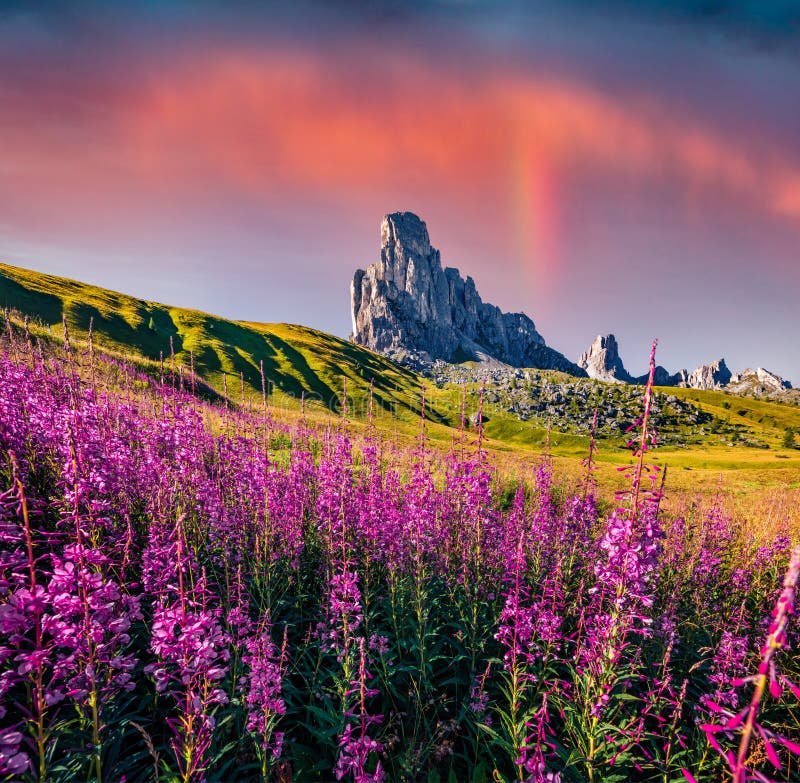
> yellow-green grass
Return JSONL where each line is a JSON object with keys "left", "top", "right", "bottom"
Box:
{"left": 662, "top": 386, "right": 800, "bottom": 445}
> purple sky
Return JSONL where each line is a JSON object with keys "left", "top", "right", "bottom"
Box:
{"left": 1, "top": 1, "right": 798, "bottom": 381}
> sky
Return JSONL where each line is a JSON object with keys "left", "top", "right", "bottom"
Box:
{"left": 1, "top": 0, "right": 799, "bottom": 382}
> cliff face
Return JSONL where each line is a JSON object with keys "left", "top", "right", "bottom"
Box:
{"left": 351, "top": 212, "right": 584, "bottom": 374}
{"left": 683, "top": 359, "right": 732, "bottom": 390}
{"left": 578, "top": 334, "right": 633, "bottom": 383}
{"left": 575, "top": 334, "right": 787, "bottom": 392}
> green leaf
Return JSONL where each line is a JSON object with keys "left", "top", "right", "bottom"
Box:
{"left": 472, "top": 761, "right": 490, "bottom": 783}
{"left": 478, "top": 723, "right": 502, "bottom": 743}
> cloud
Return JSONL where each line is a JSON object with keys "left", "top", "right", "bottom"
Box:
{"left": 567, "top": 0, "right": 800, "bottom": 44}
{"left": 3, "top": 39, "right": 799, "bottom": 228}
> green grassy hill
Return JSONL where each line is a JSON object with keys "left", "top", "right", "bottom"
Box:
{"left": 0, "top": 262, "right": 439, "bottom": 424}
{"left": 666, "top": 386, "right": 800, "bottom": 441}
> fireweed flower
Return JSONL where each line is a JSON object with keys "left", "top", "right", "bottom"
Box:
{"left": 593, "top": 502, "right": 663, "bottom": 625}
{"left": 321, "top": 563, "right": 364, "bottom": 656}
{"left": 147, "top": 589, "right": 230, "bottom": 782}
{"left": 575, "top": 501, "right": 664, "bottom": 729}
{"left": 563, "top": 493, "right": 597, "bottom": 561}
{"left": 496, "top": 591, "right": 535, "bottom": 669}
{"left": 443, "top": 448, "right": 495, "bottom": 583}
{"left": 578, "top": 499, "right": 664, "bottom": 719}
{"left": 317, "top": 434, "right": 357, "bottom": 559}
{"left": 45, "top": 544, "right": 141, "bottom": 702}
{"left": 223, "top": 562, "right": 257, "bottom": 701}
{"left": 318, "top": 561, "right": 385, "bottom": 782}
{"left": 144, "top": 517, "right": 230, "bottom": 783}
{"left": 529, "top": 461, "right": 560, "bottom": 568}
{"left": 690, "top": 501, "right": 734, "bottom": 614}
{"left": 493, "top": 533, "right": 563, "bottom": 781}
{"left": 242, "top": 617, "right": 287, "bottom": 781}
{"left": 402, "top": 458, "right": 441, "bottom": 577}
{"left": 468, "top": 663, "right": 492, "bottom": 727}
{"left": 0, "top": 455, "right": 59, "bottom": 781}
{"left": 0, "top": 726, "right": 28, "bottom": 776}
{"left": 255, "top": 448, "right": 312, "bottom": 568}
{"left": 700, "top": 630, "right": 750, "bottom": 712}
{"left": 225, "top": 565, "right": 253, "bottom": 654}
{"left": 519, "top": 695, "right": 562, "bottom": 783}
{"left": 334, "top": 637, "right": 385, "bottom": 783}
{"left": 42, "top": 532, "right": 142, "bottom": 783}
{"left": 691, "top": 545, "right": 800, "bottom": 783}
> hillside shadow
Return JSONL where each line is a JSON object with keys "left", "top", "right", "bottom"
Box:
{"left": 333, "top": 343, "right": 449, "bottom": 422}
{"left": 0, "top": 275, "right": 63, "bottom": 325}
{"left": 258, "top": 332, "right": 338, "bottom": 403}
{"left": 69, "top": 301, "right": 183, "bottom": 359}
{"left": 204, "top": 320, "right": 338, "bottom": 404}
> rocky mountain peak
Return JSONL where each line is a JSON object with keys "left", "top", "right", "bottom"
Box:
{"left": 578, "top": 334, "right": 632, "bottom": 383}
{"left": 351, "top": 212, "right": 584, "bottom": 374}
{"left": 683, "top": 358, "right": 732, "bottom": 390}
{"left": 381, "top": 211, "right": 431, "bottom": 259}
{"left": 729, "top": 367, "right": 792, "bottom": 393}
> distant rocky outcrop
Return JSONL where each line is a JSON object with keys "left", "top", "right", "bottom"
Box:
{"left": 578, "top": 334, "right": 686, "bottom": 386}
{"left": 351, "top": 212, "right": 585, "bottom": 374}
{"left": 578, "top": 334, "right": 633, "bottom": 384}
{"left": 575, "top": 334, "right": 792, "bottom": 397}
{"left": 683, "top": 359, "right": 732, "bottom": 390}
{"left": 729, "top": 368, "right": 792, "bottom": 394}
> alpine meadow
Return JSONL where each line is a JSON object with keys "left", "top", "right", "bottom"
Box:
{"left": 1, "top": 3, "right": 800, "bottom": 783}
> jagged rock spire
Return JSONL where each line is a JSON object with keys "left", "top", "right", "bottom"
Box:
{"left": 350, "top": 212, "right": 584, "bottom": 374}
{"left": 577, "top": 334, "right": 633, "bottom": 383}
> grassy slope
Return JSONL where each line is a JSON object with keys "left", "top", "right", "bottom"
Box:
{"left": 0, "top": 261, "right": 439, "bottom": 424}
{"left": 2, "top": 261, "right": 800, "bottom": 491}
{"left": 429, "top": 384, "right": 800, "bottom": 492}
{"left": 665, "top": 386, "right": 800, "bottom": 440}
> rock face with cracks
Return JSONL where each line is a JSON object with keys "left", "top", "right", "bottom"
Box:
{"left": 682, "top": 358, "right": 733, "bottom": 390}
{"left": 350, "top": 212, "right": 584, "bottom": 374}
{"left": 578, "top": 334, "right": 634, "bottom": 384}
{"left": 578, "top": 334, "right": 687, "bottom": 386}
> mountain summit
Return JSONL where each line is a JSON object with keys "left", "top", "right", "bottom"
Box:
{"left": 577, "top": 334, "right": 633, "bottom": 384}
{"left": 578, "top": 334, "right": 687, "bottom": 386}
{"left": 350, "top": 212, "right": 584, "bottom": 374}
{"left": 576, "top": 333, "right": 793, "bottom": 395}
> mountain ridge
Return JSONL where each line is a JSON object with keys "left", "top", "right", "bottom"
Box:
{"left": 351, "top": 212, "right": 585, "bottom": 375}
{"left": 578, "top": 332, "right": 793, "bottom": 397}
{"left": 350, "top": 212, "right": 792, "bottom": 396}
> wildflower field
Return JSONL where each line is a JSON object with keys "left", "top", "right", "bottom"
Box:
{"left": 1, "top": 326, "right": 798, "bottom": 783}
